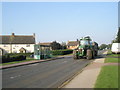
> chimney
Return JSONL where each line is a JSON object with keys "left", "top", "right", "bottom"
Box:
{"left": 11, "top": 33, "right": 15, "bottom": 37}
{"left": 33, "top": 33, "right": 35, "bottom": 38}
{"left": 77, "top": 39, "right": 79, "bottom": 41}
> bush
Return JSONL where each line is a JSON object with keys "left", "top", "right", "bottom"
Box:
{"left": 5, "top": 53, "right": 33, "bottom": 57}
{"left": 1, "top": 55, "right": 26, "bottom": 63}
{"left": 51, "top": 49, "right": 73, "bottom": 55}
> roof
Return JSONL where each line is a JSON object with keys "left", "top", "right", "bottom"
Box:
{"left": 67, "top": 41, "right": 79, "bottom": 46}
{"left": 39, "top": 42, "right": 51, "bottom": 46}
{"left": 0, "top": 33, "right": 35, "bottom": 44}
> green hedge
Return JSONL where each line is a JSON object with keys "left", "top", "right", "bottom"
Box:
{"left": 51, "top": 49, "right": 73, "bottom": 55}
{"left": 1, "top": 55, "right": 26, "bottom": 63}
{"left": 5, "top": 53, "right": 33, "bottom": 57}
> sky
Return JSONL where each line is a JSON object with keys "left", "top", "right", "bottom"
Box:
{"left": 2, "top": 2, "right": 118, "bottom": 45}
{"left": 118, "top": 1, "right": 120, "bottom": 27}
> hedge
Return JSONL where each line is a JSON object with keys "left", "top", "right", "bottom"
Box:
{"left": 5, "top": 53, "right": 33, "bottom": 57}
{"left": 1, "top": 55, "right": 26, "bottom": 63}
{"left": 51, "top": 49, "right": 73, "bottom": 55}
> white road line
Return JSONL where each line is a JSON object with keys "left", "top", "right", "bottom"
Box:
{"left": 10, "top": 75, "right": 21, "bottom": 79}
{"left": 10, "top": 77, "right": 14, "bottom": 79}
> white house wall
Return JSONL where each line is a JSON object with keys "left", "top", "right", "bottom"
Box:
{"left": 0, "top": 44, "right": 11, "bottom": 53}
{"left": 0, "top": 44, "right": 34, "bottom": 54}
{"left": 12, "top": 44, "right": 34, "bottom": 53}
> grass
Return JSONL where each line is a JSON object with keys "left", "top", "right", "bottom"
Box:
{"left": 107, "top": 54, "right": 119, "bottom": 57}
{"left": 95, "top": 66, "right": 118, "bottom": 88}
{"left": 105, "top": 58, "right": 119, "bottom": 63}
{"left": 104, "top": 50, "right": 120, "bottom": 63}
{"left": 107, "top": 49, "right": 112, "bottom": 54}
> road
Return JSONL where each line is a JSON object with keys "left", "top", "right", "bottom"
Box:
{"left": 2, "top": 50, "right": 105, "bottom": 88}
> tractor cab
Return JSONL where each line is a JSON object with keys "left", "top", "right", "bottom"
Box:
{"left": 80, "top": 36, "right": 91, "bottom": 45}
{"left": 78, "top": 36, "right": 92, "bottom": 49}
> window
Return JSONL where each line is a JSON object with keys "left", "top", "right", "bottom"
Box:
{"left": 7, "top": 50, "right": 9, "bottom": 53}
{"left": 4, "top": 45, "right": 6, "bottom": 47}
{"left": 26, "top": 44, "right": 30, "bottom": 47}
{"left": 15, "top": 45, "right": 18, "bottom": 47}
{"left": 13, "top": 51, "right": 17, "bottom": 53}
{"left": 81, "top": 40, "right": 89, "bottom": 45}
{"left": 27, "top": 50, "right": 31, "bottom": 53}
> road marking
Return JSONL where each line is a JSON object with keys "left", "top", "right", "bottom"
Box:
{"left": 10, "top": 75, "right": 21, "bottom": 79}
{"left": 10, "top": 77, "right": 14, "bottom": 79}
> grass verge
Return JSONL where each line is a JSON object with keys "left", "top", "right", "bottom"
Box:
{"left": 95, "top": 65, "right": 118, "bottom": 88}
{"left": 105, "top": 50, "right": 120, "bottom": 63}
{"left": 105, "top": 58, "right": 119, "bottom": 63}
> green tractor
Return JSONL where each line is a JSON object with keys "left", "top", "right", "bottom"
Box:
{"left": 73, "top": 36, "right": 98, "bottom": 60}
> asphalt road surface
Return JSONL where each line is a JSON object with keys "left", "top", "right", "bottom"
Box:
{"left": 2, "top": 50, "right": 106, "bottom": 88}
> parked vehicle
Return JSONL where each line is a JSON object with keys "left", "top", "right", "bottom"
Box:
{"left": 111, "top": 43, "right": 120, "bottom": 54}
{"left": 73, "top": 36, "right": 99, "bottom": 60}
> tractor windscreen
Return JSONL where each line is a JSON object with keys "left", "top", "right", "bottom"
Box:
{"left": 80, "top": 40, "right": 89, "bottom": 45}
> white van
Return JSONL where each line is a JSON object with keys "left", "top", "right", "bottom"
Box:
{"left": 111, "top": 43, "right": 120, "bottom": 54}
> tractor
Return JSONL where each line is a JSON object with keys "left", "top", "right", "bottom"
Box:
{"left": 73, "top": 36, "right": 98, "bottom": 60}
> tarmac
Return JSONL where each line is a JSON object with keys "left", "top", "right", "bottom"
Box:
{"left": 62, "top": 51, "right": 108, "bottom": 88}
{"left": 1, "top": 51, "right": 109, "bottom": 88}
{"left": 0, "top": 56, "right": 65, "bottom": 69}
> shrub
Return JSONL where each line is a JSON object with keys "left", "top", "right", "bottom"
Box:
{"left": 1, "top": 55, "right": 26, "bottom": 63}
{"left": 5, "top": 53, "right": 33, "bottom": 57}
{"left": 51, "top": 49, "right": 73, "bottom": 55}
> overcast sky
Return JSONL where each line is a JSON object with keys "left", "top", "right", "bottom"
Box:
{"left": 2, "top": 2, "right": 118, "bottom": 45}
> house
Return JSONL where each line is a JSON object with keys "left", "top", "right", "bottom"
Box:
{"left": 67, "top": 41, "right": 79, "bottom": 50}
{"left": 39, "top": 42, "right": 51, "bottom": 46}
{"left": 0, "top": 33, "right": 35, "bottom": 55}
{"left": 39, "top": 42, "right": 52, "bottom": 50}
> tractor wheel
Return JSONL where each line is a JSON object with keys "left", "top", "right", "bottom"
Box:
{"left": 73, "top": 50, "right": 78, "bottom": 59}
{"left": 92, "top": 51, "right": 95, "bottom": 59}
{"left": 73, "top": 55, "right": 78, "bottom": 59}
{"left": 95, "top": 51, "right": 98, "bottom": 56}
{"left": 87, "top": 49, "right": 92, "bottom": 60}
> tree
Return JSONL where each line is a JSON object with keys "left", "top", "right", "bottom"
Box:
{"left": 99, "top": 44, "right": 107, "bottom": 50}
{"left": 50, "top": 41, "right": 62, "bottom": 50}
{"left": 112, "top": 27, "right": 120, "bottom": 43}
{"left": 116, "top": 27, "right": 120, "bottom": 43}
{"left": 106, "top": 44, "right": 112, "bottom": 49}
{"left": 61, "top": 42, "right": 67, "bottom": 49}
